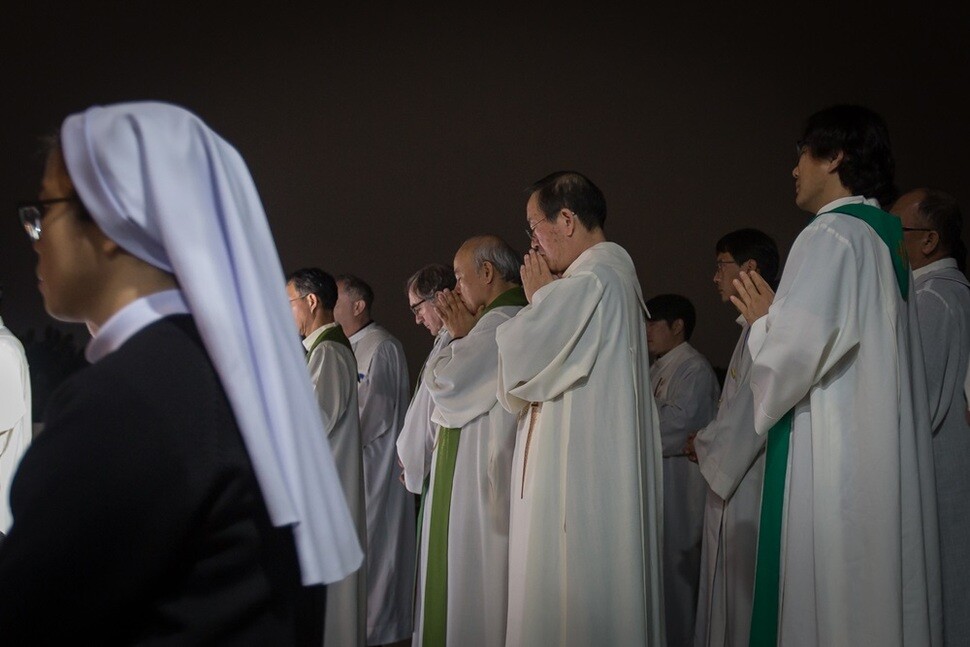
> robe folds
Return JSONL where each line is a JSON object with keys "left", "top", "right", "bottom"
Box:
{"left": 651, "top": 341, "right": 719, "bottom": 647}
{"left": 693, "top": 318, "right": 764, "bottom": 647}
{"left": 397, "top": 331, "right": 453, "bottom": 496}
{"left": 414, "top": 294, "right": 523, "bottom": 647}
{"left": 496, "top": 242, "right": 665, "bottom": 647}
{"left": 305, "top": 323, "right": 368, "bottom": 647}
{"left": 348, "top": 323, "right": 415, "bottom": 645}
{"left": 912, "top": 258, "right": 970, "bottom": 645}
{"left": 0, "top": 318, "right": 31, "bottom": 534}
{"left": 746, "top": 196, "right": 942, "bottom": 646}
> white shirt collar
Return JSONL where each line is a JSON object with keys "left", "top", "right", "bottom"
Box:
{"left": 817, "top": 195, "right": 880, "bottom": 215}
{"left": 302, "top": 322, "right": 338, "bottom": 351}
{"left": 735, "top": 314, "right": 747, "bottom": 327}
{"left": 86, "top": 289, "right": 189, "bottom": 364}
{"left": 913, "top": 257, "right": 959, "bottom": 280}
{"left": 653, "top": 340, "right": 690, "bottom": 373}
{"left": 348, "top": 321, "right": 375, "bottom": 344}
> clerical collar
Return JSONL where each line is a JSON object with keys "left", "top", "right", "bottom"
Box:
{"left": 817, "top": 195, "right": 879, "bottom": 215}
{"left": 302, "top": 321, "right": 338, "bottom": 351}
{"left": 86, "top": 289, "right": 189, "bottom": 364}
{"left": 913, "top": 257, "right": 958, "bottom": 280}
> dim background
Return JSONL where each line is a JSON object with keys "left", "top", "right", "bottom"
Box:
{"left": 2, "top": 2, "right": 967, "bottom": 392}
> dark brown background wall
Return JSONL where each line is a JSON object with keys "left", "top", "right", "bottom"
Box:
{"left": 2, "top": 3, "right": 967, "bottom": 379}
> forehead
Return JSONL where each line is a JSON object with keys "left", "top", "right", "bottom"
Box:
{"left": 285, "top": 281, "right": 300, "bottom": 297}
{"left": 715, "top": 251, "right": 736, "bottom": 261}
{"left": 526, "top": 192, "right": 543, "bottom": 218}
{"left": 892, "top": 191, "right": 926, "bottom": 221}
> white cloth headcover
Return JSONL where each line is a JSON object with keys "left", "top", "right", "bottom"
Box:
{"left": 60, "top": 101, "right": 362, "bottom": 585}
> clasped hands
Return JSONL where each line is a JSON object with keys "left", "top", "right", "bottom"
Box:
{"left": 521, "top": 250, "right": 556, "bottom": 303}
{"left": 433, "top": 289, "right": 483, "bottom": 339}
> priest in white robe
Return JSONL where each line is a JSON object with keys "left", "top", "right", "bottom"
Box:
{"left": 396, "top": 264, "right": 456, "bottom": 495}
{"left": 732, "top": 106, "right": 941, "bottom": 647}
{"left": 892, "top": 188, "right": 969, "bottom": 645}
{"left": 496, "top": 172, "right": 665, "bottom": 647}
{"left": 287, "top": 268, "right": 367, "bottom": 647}
{"left": 646, "top": 293, "right": 719, "bottom": 647}
{"left": 690, "top": 228, "right": 780, "bottom": 647}
{"left": 335, "top": 275, "right": 415, "bottom": 646}
{"left": 415, "top": 236, "right": 525, "bottom": 647}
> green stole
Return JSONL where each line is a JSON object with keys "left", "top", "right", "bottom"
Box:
{"left": 749, "top": 203, "right": 908, "bottom": 647}
{"left": 422, "top": 287, "right": 528, "bottom": 646}
{"left": 305, "top": 323, "right": 353, "bottom": 360}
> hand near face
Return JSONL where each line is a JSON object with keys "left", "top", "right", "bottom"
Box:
{"left": 433, "top": 288, "right": 483, "bottom": 339}
{"left": 730, "top": 270, "right": 775, "bottom": 325}
{"left": 521, "top": 250, "right": 556, "bottom": 303}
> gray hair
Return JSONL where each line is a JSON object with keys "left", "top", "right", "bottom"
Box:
{"left": 406, "top": 263, "right": 456, "bottom": 301}
{"left": 466, "top": 235, "right": 522, "bottom": 284}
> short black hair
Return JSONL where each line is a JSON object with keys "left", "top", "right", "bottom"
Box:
{"left": 406, "top": 264, "right": 456, "bottom": 301}
{"left": 336, "top": 274, "right": 374, "bottom": 313}
{"left": 287, "top": 268, "right": 337, "bottom": 310}
{"left": 917, "top": 188, "right": 966, "bottom": 272}
{"left": 528, "top": 171, "right": 607, "bottom": 231}
{"left": 798, "top": 105, "right": 897, "bottom": 207}
{"left": 715, "top": 228, "right": 781, "bottom": 289}
{"left": 646, "top": 293, "right": 697, "bottom": 341}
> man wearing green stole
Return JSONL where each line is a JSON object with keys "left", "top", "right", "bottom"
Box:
{"left": 732, "top": 106, "right": 942, "bottom": 646}
{"left": 413, "top": 236, "right": 526, "bottom": 647}
{"left": 287, "top": 267, "right": 367, "bottom": 647}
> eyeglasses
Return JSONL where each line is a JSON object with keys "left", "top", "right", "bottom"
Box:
{"left": 525, "top": 218, "right": 549, "bottom": 241}
{"left": 409, "top": 298, "right": 431, "bottom": 315}
{"left": 289, "top": 294, "right": 308, "bottom": 302}
{"left": 17, "top": 197, "right": 77, "bottom": 241}
{"left": 902, "top": 227, "right": 933, "bottom": 233}
{"left": 714, "top": 259, "right": 738, "bottom": 274}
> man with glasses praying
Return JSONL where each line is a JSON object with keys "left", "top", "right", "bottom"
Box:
{"left": 0, "top": 102, "right": 362, "bottom": 644}
{"left": 496, "top": 171, "right": 664, "bottom": 646}
{"left": 891, "top": 188, "right": 969, "bottom": 646}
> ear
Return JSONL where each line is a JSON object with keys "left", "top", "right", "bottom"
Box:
{"left": 827, "top": 150, "right": 845, "bottom": 174}
{"left": 560, "top": 209, "right": 576, "bottom": 236}
{"left": 305, "top": 293, "right": 320, "bottom": 313}
{"left": 671, "top": 318, "right": 685, "bottom": 337}
{"left": 922, "top": 230, "right": 940, "bottom": 256}
{"left": 480, "top": 260, "right": 495, "bottom": 284}
{"left": 741, "top": 259, "right": 758, "bottom": 273}
{"left": 352, "top": 299, "right": 367, "bottom": 317}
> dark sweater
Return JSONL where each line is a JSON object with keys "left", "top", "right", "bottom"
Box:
{"left": 0, "top": 315, "right": 322, "bottom": 645}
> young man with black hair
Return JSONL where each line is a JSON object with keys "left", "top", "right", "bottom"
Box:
{"left": 733, "top": 105, "right": 941, "bottom": 646}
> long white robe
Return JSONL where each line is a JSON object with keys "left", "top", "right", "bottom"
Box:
{"left": 651, "top": 341, "right": 720, "bottom": 647}
{"left": 693, "top": 317, "right": 764, "bottom": 647}
{"left": 0, "top": 319, "right": 32, "bottom": 534}
{"left": 912, "top": 258, "right": 970, "bottom": 645}
{"left": 414, "top": 304, "right": 521, "bottom": 647}
{"left": 349, "top": 323, "right": 415, "bottom": 645}
{"left": 305, "top": 323, "right": 367, "bottom": 647}
{"left": 397, "top": 331, "right": 452, "bottom": 496}
{"left": 495, "top": 242, "right": 665, "bottom": 647}
{"left": 746, "top": 196, "right": 942, "bottom": 646}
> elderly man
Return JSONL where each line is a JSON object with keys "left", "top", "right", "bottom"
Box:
{"left": 891, "top": 188, "right": 969, "bottom": 645}
{"left": 733, "top": 106, "right": 940, "bottom": 646}
{"left": 0, "top": 290, "right": 31, "bottom": 537}
{"left": 690, "top": 228, "right": 779, "bottom": 647}
{"left": 415, "top": 236, "right": 525, "bottom": 647}
{"left": 646, "top": 293, "right": 719, "bottom": 647}
{"left": 396, "top": 264, "right": 456, "bottom": 497}
{"left": 496, "top": 172, "right": 664, "bottom": 646}
{"left": 333, "top": 274, "right": 414, "bottom": 647}
{"left": 0, "top": 102, "right": 361, "bottom": 644}
{"left": 287, "top": 267, "right": 367, "bottom": 647}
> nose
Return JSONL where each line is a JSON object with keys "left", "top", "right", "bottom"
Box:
{"left": 792, "top": 165, "right": 799, "bottom": 179}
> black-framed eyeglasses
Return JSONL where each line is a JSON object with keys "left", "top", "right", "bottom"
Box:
{"left": 902, "top": 227, "right": 934, "bottom": 233}
{"left": 17, "top": 197, "right": 77, "bottom": 241}
{"left": 409, "top": 298, "right": 431, "bottom": 315}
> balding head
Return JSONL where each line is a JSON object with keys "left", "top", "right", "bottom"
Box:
{"left": 892, "top": 188, "right": 965, "bottom": 271}
{"left": 453, "top": 235, "right": 521, "bottom": 312}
